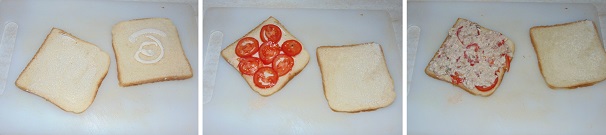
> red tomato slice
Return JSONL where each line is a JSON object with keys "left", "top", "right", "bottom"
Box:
{"left": 238, "top": 57, "right": 262, "bottom": 75}
{"left": 260, "top": 24, "right": 282, "bottom": 43}
{"left": 466, "top": 43, "right": 479, "bottom": 52}
{"left": 497, "top": 39, "right": 506, "bottom": 47}
{"left": 272, "top": 54, "right": 294, "bottom": 76}
{"left": 253, "top": 67, "right": 279, "bottom": 89}
{"left": 450, "top": 72, "right": 464, "bottom": 84}
{"left": 476, "top": 77, "right": 498, "bottom": 91}
{"left": 281, "top": 40, "right": 302, "bottom": 56}
{"left": 259, "top": 41, "right": 281, "bottom": 64}
{"left": 456, "top": 26, "right": 464, "bottom": 45}
{"left": 235, "top": 37, "right": 259, "bottom": 57}
{"left": 505, "top": 54, "right": 511, "bottom": 72}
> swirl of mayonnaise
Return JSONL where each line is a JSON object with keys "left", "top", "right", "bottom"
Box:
{"left": 129, "top": 28, "right": 167, "bottom": 64}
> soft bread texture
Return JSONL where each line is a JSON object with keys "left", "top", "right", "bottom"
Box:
{"left": 530, "top": 20, "right": 606, "bottom": 89}
{"left": 15, "top": 28, "right": 110, "bottom": 114}
{"left": 425, "top": 18, "right": 515, "bottom": 97}
{"left": 112, "top": 18, "right": 193, "bottom": 87}
{"left": 317, "top": 42, "right": 395, "bottom": 113}
{"left": 221, "top": 16, "right": 310, "bottom": 96}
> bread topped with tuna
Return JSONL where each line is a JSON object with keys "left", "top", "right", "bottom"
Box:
{"left": 425, "top": 18, "right": 515, "bottom": 97}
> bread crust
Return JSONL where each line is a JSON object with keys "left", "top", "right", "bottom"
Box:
{"left": 317, "top": 43, "right": 395, "bottom": 113}
{"left": 112, "top": 18, "right": 193, "bottom": 87}
{"left": 221, "top": 16, "right": 310, "bottom": 97}
{"left": 425, "top": 18, "right": 515, "bottom": 97}
{"left": 15, "top": 28, "right": 110, "bottom": 114}
{"left": 529, "top": 20, "right": 606, "bottom": 89}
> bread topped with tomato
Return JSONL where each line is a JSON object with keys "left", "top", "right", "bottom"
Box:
{"left": 425, "top": 18, "right": 515, "bottom": 97}
{"left": 221, "top": 16, "right": 310, "bottom": 96}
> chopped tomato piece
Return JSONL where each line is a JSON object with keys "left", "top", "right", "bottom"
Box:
{"left": 235, "top": 37, "right": 259, "bottom": 57}
{"left": 260, "top": 24, "right": 282, "bottom": 43}
{"left": 476, "top": 77, "right": 498, "bottom": 92}
{"left": 253, "top": 67, "right": 279, "bottom": 89}
{"left": 272, "top": 54, "right": 294, "bottom": 76}
{"left": 450, "top": 72, "right": 464, "bottom": 84}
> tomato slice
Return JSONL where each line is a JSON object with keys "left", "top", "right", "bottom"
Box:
{"left": 272, "top": 54, "right": 294, "bottom": 76}
{"left": 281, "top": 40, "right": 302, "bottom": 56}
{"left": 504, "top": 54, "right": 511, "bottom": 72}
{"left": 253, "top": 67, "right": 279, "bottom": 89}
{"left": 238, "top": 57, "right": 262, "bottom": 75}
{"left": 497, "top": 39, "right": 506, "bottom": 47}
{"left": 466, "top": 43, "right": 479, "bottom": 52}
{"left": 259, "top": 41, "right": 281, "bottom": 64}
{"left": 235, "top": 37, "right": 259, "bottom": 57}
{"left": 476, "top": 77, "right": 498, "bottom": 91}
{"left": 260, "top": 24, "right": 282, "bottom": 43}
{"left": 456, "top": 26, "right": 464, "bottom": 45}
{"left": 450, "top": 72, "right": 464, "bottom": 84}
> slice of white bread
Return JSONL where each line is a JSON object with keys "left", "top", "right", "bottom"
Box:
{"left": 112, "top": 18, "right": 193, "bottom": 87}
{"left": 425, "top": 18, "right": 515, "bottom": 97}
{"left": 316, "top": 42, "right": 395, "bottom": 113}
{"left": 15, "top": 28, "right": 110, "bottom": 114}
{"left": 530, "top": 20, "right": 606, "bottom": 88}
{"left": 221, "top": 16, "right": 310, "bottom": 96}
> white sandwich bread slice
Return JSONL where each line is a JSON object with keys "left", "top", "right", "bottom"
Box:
{"left": 530, "top": 20, "right": 606, "bottom": 89}
{"left": 15, "top": 28, "right": 110, "bottom": 114}
{"left": 112, "top": 18, "right": 193, "bottom": 87}
{"left": 425, "top": 18, "right": 515, "bottom": 97}
{"left": 316, "top": 42, "right": 395, "bottom": 113}
{"left": 221, "top": 16, "right": 310, "bottom": 96}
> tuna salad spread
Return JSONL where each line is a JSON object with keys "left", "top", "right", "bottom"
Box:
{"left": 428, "top": 19, "right": 513, "bottom": 91}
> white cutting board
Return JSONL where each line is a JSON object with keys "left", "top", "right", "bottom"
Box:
{"left": 0, "top": 0, "right": 198, "bottom": 134}
{"left": 408, "top": 2, "right": 606, "bottom": 134}
{"left": 203, "top": 8, "right": 402, "bottom": 134}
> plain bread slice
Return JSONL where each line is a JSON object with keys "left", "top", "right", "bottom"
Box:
{"left": 530, "top": 20, "right": 606, "bottom": 88}
{"left": 15, "top": 28, "right": 110, "bottom": 114}
{"left": 317, "top": 42, "right": 395, "bottom": 112}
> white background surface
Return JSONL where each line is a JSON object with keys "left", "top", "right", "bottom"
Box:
{"left": 203, "top": 0, "right": 403, "bottom": 49}
{"left": 0, "top": 0, "right": 198, "bottom": 134}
